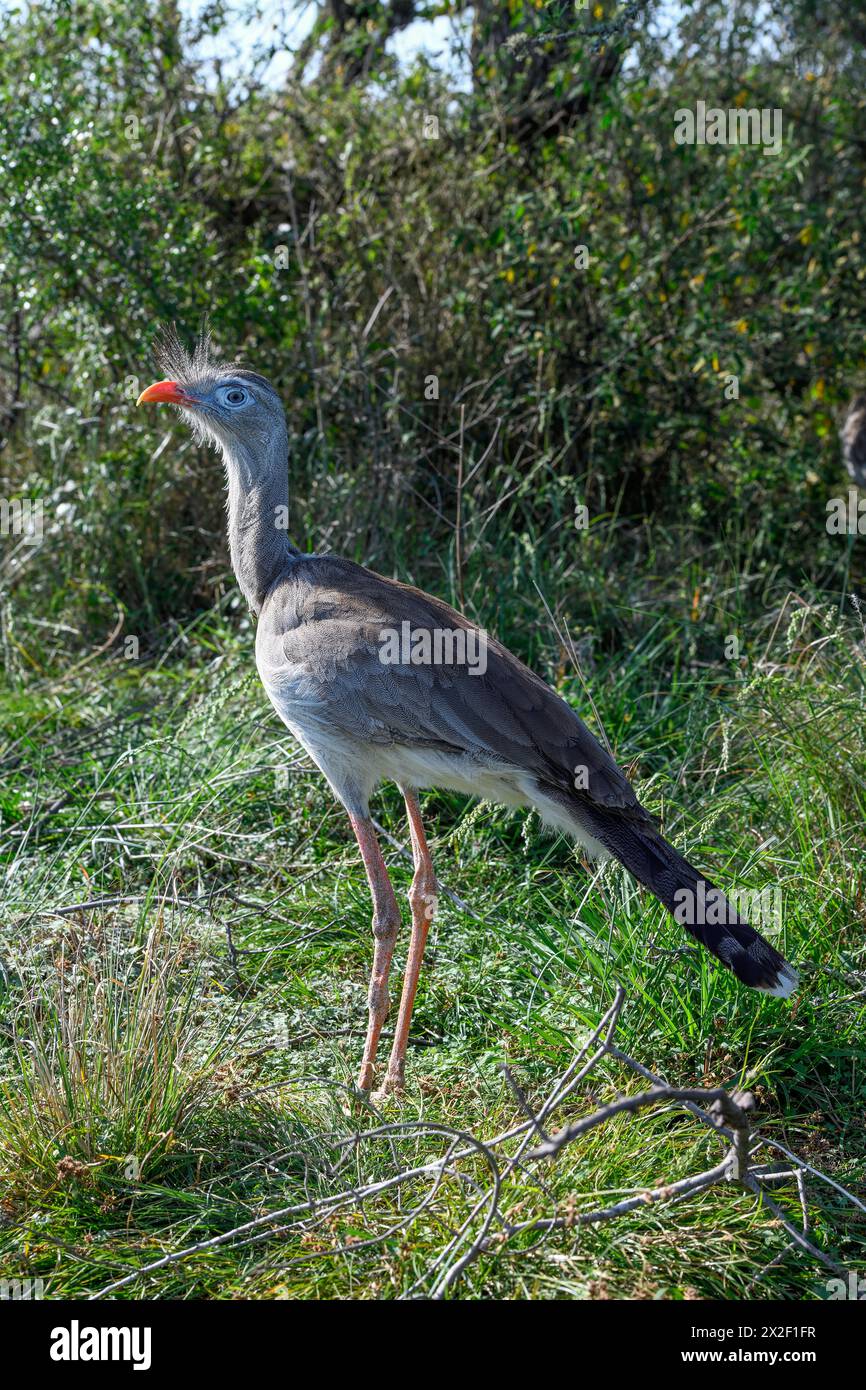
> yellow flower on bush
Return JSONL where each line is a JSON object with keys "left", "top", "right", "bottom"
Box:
{"left": 735, "top": 319, "right": 748, "bottom": 334}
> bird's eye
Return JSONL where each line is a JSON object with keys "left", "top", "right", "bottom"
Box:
{"left": 220, "top": 386, "right": 250, "bottom": 407}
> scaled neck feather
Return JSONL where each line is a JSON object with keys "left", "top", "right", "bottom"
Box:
{"left": 221, "top": 421, "right": 299, "bottom": 614}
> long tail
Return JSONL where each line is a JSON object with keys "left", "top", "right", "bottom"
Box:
{"left": 578, "top": 809, "right": 798, "bottom": 996}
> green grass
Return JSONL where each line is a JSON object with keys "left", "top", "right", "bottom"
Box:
{"left": 0, "top": 558, "right": 864, "bottom": 1300}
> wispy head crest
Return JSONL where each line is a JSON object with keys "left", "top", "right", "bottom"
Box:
{"left": 152, "top": 322, "right": 278, "bottom": 404}
{"left": 146, "top": 321, "right": 283, "bottom": 460}
{"left": 154, "top": 319, "right": 232, "bottom": 387}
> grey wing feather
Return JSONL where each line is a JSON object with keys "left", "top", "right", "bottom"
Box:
{"left": 258, "top": 556, "right": 645, "bottom": 818}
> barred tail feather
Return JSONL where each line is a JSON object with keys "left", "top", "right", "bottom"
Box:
{"left": 576, "top": 810, "right": 798, "bottom": 996}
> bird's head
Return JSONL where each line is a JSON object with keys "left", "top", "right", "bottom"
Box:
{"left": 137, "top": 326, "right": 285, "bottom": 466}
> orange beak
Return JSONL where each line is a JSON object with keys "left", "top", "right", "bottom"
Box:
{"left": 136, "top": 379, "right": 194, "bottom": 407}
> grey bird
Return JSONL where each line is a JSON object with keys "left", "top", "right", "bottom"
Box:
{"left": 137, "top": 331, "right": 798, "bottom": 1096}
{"left": 841, "top": 394, "right": 866, "bottom": 486}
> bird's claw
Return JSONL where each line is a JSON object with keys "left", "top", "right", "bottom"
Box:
{"left": 372, "top": 1074, "right": 405, "bottom": 1104}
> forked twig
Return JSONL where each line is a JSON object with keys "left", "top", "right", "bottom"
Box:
{"left": 85, "top": 989, "right": 861, "bottom": 1300}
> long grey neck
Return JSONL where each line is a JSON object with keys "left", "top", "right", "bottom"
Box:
{"left": 222, "top": 418, "right": 300, "bottom": 615}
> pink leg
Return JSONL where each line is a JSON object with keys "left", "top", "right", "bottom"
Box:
{"left": 379, "top": 790, "right": 438, "bottom": 1096}
{"left": 350, "top": 813, "right": 402, "bottom": 1092}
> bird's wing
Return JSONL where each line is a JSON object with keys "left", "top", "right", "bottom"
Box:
{"left": 258, "top": 556, "right": 646, "bottom": 818}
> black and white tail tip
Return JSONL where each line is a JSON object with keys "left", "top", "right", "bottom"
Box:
{"left": 757, "top": 961, "right": 799, "bottom": 999}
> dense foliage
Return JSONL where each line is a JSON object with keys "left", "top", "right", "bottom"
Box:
{"left": 1, "top": 0, "right": 865, "bottom": 666}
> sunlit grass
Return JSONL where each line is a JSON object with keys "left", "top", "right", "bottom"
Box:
{"left": 0, "top": 566, "right": 864, "bottom": 1299}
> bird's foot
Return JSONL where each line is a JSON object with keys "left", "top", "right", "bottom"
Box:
{"left": 356, "top": 1061, "right": 376, "bottom": 1094}
{"left": 372, "top": 1070, "right": 405, "bottom": 1104}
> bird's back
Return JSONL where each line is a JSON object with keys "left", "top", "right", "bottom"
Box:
{"left": 256, "top": 553, "right": 647, "bottom": 829}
